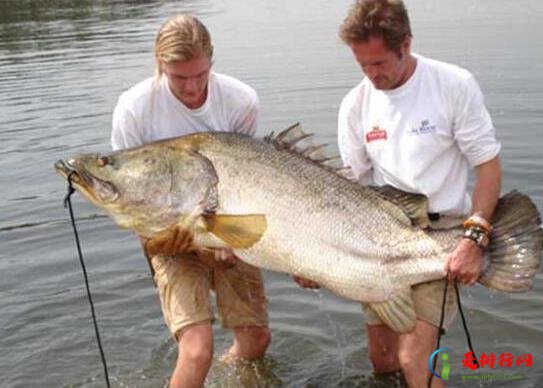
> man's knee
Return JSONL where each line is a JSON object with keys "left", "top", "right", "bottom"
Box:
{"left": 398, "top": 340, "right": 434, "bottom": 382}
{"left": 398, "top": 320, "right": 439, "bottom": 376}
{"left": 398, "top": 347, "right": 419, "bottom": 373}
{"left": 251, "top": 326, "right": 271, "bottom": 351}
{"left": 242, "top": 326, "right": 271, "bottom": 353}
{"left": 177, "top": 324, "right": 214, "bottom": 367}
{"left": 230, "top": 326, "right": 271, "bottom": 360}
{"left": 181, "top": 341, "right": 213, "bottom": 367}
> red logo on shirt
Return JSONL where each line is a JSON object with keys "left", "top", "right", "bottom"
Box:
{"left": 366, "top": 126, "right": 388, "bottom": 143}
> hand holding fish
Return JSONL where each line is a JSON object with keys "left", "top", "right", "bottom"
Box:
{"left": 142, "top": 225, "right": 199, "bottom": 258}
{"left": 214, "top": 248, "right": 239, "bottom": 268}
{"left": 141, "top": 226, "right": 239, "bottom": 268}
{"left": 444, "top": 238, "right": 484, "bottom": 286}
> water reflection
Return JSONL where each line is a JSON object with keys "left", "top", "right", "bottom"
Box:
{"left": 0, "top": 0, "right": 160, "bottom": 24}
{"left": 0, "top": 0, "right": 190, "bottom": 53}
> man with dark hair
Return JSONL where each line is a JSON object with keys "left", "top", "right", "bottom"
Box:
{"left": 337, "top": 0, "right": 501, "bottom": 386}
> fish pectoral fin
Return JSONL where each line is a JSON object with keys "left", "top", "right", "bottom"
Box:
{"left": 204, "top": 214, "right": 267, "bottom": 249}
{"left": 367, "top": 288, "right": 416, "bottom": 333}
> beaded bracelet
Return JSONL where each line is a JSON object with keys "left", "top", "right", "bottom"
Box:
{"left": 463, "top": 214, "right": 492, "bottom": 234}
{"left": 462, "top": 227, "right": 490, "bottom": 249}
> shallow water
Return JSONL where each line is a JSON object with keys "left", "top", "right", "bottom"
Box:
{"left": 1, "top": 0, "right": 542, "bottom": 386}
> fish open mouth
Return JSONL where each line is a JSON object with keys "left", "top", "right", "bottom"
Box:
{"left": 54, "top": 159, "right": 82, "bottom": 184}
{"left": 54, "top": 158, "right": 96, "bottom": 199}
{"left": 54, "top": 159, "right": 119, "bottom": 203}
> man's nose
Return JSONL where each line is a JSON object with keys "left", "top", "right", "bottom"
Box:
{"left": 363, "top": 65, "right": 379, "bottom": 79}
{"left": 185, "top": 78, "right": 198, "bottom": 92}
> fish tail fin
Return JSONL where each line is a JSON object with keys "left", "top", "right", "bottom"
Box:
{"left": 479, "top": 191, "right": 542, "bottom": 292}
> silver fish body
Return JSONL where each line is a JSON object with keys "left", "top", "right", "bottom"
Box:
{"left": 194, "top": 133, "right": 455, "bottom": 302}
{"left": 55, "top": 127, "right": 542, "bottom": 332}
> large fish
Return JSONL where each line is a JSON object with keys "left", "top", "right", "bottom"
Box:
{"left": 54, "top": 125, "right": 542, "bottom": 332}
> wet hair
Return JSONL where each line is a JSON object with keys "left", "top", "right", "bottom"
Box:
{"left": 339, "top": 0, "right": 412, "bottom": 55}
{"left": 154, "top": 14, "right": 214, "bottom": 78}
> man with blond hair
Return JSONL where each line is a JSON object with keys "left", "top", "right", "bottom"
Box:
{"left": 334, "top": 0, "right": 501, "bottom": 386}
{"left": 111, "top": 14, "right": 270, "bottom": 388}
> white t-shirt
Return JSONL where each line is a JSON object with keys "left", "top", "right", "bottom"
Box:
{"left": 338, "top": 54, "right": 500, "bottom": 215}
{"left": 111, "top": 71, "right": 259, "bottom": 150}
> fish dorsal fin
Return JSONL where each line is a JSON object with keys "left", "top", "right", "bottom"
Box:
{"left": 265, "top": 122, "right": 344, "bottom": 173}
{"left": 367, "top": 288, "right": 416, "bottom": 333}
{"left": 204, "top": 214, "right": 267, "bottom": 249}
{"left": 370, "top": 185, "right": 431, "bottom": 228}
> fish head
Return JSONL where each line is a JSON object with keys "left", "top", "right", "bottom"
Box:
{"left": 54, "top": 144, "right": 218, "bottom": 236}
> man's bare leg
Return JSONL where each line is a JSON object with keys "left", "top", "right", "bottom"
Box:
{"left": 398, "top": 319, "right": 444, "bottom": 388}
{"left": 367, "top": 324, "right": 400, "bottom": 372}
{"left": 224, "top": 326, "right": 271, "bottom": 361}
{"left": 170, "top": 323, "right": 213, "bottom": 388}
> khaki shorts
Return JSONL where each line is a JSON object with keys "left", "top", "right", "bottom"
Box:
{"left": 151, "top": 252, "right": 268, "bottom": 339}
{"left": 363, "top": 279, "right": 458, "bottom": 330}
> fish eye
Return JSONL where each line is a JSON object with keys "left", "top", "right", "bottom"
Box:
{"left": 97, "top": 156, "right": 109, "bottom": 167}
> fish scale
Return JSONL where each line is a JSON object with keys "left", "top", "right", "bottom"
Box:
{"left": 198, "top": 134, "right": 464, "bottom": 299}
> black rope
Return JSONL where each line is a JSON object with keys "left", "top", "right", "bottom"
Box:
{"left": 64, "top": 172, "right": 111, "bottom": 388}
{"left": 427, "top": 280, "right": 479, "bottom": 388}
{"left": 454, "top": 282, "right": 480, "bottom": 368}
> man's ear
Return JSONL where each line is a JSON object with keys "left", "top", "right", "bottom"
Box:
{"left": 401, "top": 36, "right": 411, "bottom": 55}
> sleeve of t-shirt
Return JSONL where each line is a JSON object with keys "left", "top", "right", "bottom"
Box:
{"left": 230, "top": 89, "right": 259, "bottom": 137}
{"left": 337, "top": 89, "right": 374, "bottom": 185}
{"left": 111, "top": 96, "right": 144, "bottom": 151}
{"left": 452, "top": 75, "right": 501, "bottom": 166}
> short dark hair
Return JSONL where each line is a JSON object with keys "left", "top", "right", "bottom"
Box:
{"left": 339, "top": 0, "right": 412, "bottom": 55}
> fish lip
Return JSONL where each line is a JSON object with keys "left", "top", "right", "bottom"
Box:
{"left": 54, "top": 159, "right": 88, "bottom": 186}
{"left": 54, "top": 159, "right": 119, "bottom": 203}
{"left": 54, "top": 159, "right": 76, "bottom": 179}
